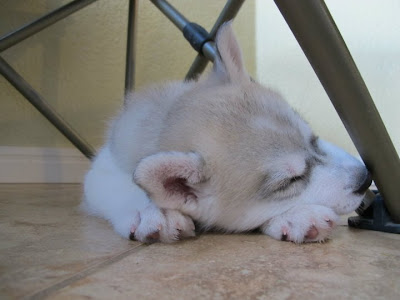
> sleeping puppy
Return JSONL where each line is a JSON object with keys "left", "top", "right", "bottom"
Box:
{"left": 83, "top": 23, "right": 371, "bottom": 243}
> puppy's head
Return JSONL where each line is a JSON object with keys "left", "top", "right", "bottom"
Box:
{"left": 134, "top": 23, "right": 371, "bottom": 231}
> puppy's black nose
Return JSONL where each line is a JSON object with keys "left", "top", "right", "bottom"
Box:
{"left": 353, "top": 171, "right": 372, "bottom": 195}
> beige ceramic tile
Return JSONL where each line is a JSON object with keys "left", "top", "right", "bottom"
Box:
{"left": 53, "top": 228, "right": 400, "bottom": 300}
{"left": 0, "top": 184, "right": 141, "bottom": 299}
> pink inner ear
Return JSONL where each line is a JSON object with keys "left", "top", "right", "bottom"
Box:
{"left": 163, "top": 177, "right": 196, "bottom": 200}
{"left": 133, "top": 151, "right": 204, "bottom": 209}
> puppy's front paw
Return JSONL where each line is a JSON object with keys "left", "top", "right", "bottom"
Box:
{"left": 132, "top": 206, "right": 195, "bottom": 243}
{"left": 163, "top": 209, "right": 196, "bottom": 241}
{"left": 261, "top": 205, "right": 339, "bottom": 243}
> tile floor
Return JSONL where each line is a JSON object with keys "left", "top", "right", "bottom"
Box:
{"left": 0, "top": 184, "right": 399, "bottom": 299}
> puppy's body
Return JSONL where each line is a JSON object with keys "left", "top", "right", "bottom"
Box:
{"left": 83, "top": 24, "right": 371, "bottom": 243}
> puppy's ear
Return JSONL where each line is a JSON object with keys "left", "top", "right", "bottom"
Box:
{"left": 134, "top": 152, "right": 206, "bottom": 210}
{"left": 214, "top": 21, "right": 249, "bottom": 82}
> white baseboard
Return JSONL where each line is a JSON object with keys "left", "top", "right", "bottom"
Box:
{"left": 0, "top": 146, "right": 91, "bottom": 183}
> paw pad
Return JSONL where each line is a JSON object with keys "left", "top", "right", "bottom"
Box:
{"left": 145, "top": 230, "right": 161, "bottom": 243}
{"left": 305, "top": 225, "right": 319, "bottom": 240}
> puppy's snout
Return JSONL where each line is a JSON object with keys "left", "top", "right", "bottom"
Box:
{"left": 353, "top": 171, "right": 372, "bottom": 195}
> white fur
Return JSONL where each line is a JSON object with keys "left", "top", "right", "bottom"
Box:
{"left": 83, "top": 146, "right": 195, "bottom": 242}
{"left": 83, "top": 23, "right": 370, "bottom": 243}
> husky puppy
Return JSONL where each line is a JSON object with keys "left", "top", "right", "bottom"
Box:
{"left": 83, "top": 23, "right": 371, "bottom": 243}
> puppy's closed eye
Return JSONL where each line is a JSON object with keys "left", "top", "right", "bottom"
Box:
{"left": 259, "top": 172, "right": 306, "bottom": 200}
{"left": 276, "top": 174, "right": 306, "bottom": 192}
{"left": 271, "top": 157, "right": 317, "bottom": 195}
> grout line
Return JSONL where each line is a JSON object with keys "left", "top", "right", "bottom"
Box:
{"left": 24, "top": 244, "right": 146, "bottom": 300}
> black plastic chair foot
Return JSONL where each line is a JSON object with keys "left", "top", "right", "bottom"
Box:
{"left": 348, "top": 194, "right": 400, "bottom": 234}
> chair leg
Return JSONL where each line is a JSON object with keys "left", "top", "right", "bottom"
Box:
{"left": 185, "top": 0, "right": 246, "bottom": 80}
{"left": 151, "top": 0, "right": 245, "bottom": 80}
{"left": 124, "top": 0, "right": 138, "bottom": 101}
{"left": 274, "top": 0, "right": 400, "bottom": 224}
{"left": 0, "top": 56, "right": 94, "bottom": 159}
{"left": 0, "top": 0, "right": 97, "bottom": 52}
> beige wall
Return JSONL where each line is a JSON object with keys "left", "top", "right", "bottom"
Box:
{"left": 256, "top": 0, "right": 400, "bottom": 156}
{"left": 0, "top": 0, "right": 255, "bottom": 149}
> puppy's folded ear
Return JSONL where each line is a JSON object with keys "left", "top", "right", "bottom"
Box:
{"left": 134, "top": 152, "right": 206, "bottom": 209}
{"left": 214, "top": 21, "right": 249, "bottom": 83}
